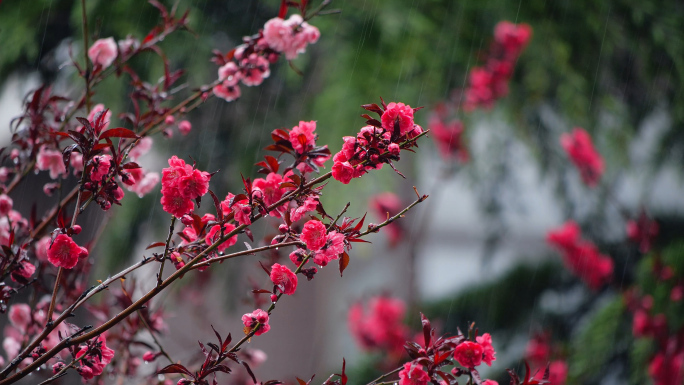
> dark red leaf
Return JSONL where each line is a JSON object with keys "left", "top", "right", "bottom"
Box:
{"left": 157, "top": 364, "right": 193, "bottom": 376}
{"left": 421, "top": 313, "right": 432, "bottom": 348}
{"left": 123, "top": 162, "right": 141, "bottom": 169}
{"left": 338, "top": 252, "right": 350, "bottom": 277}
{"left": 208, "top": 190, "right": 223, "bottom": 222}
{"left": 100, "top": 127, "right": 140, "bottom": 140}
{"left": 146, "top": 242, "right": 166, "bottom": 250}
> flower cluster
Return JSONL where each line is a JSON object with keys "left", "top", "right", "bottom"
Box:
{"left": 397, "top": 315, "right": 499, "bottom": 385}
{"left": 453, "top": 333, "right": 496, "bottom": 369}
{"left": 242, "top": 309, "right": 271, "bottom": 336}
{"left": 524, "top": 334, "right": 568, "bottom": 385}
{"left": 263, "top": 14, "right": 320, "bottom": 60}
{"left": 213, "top": 13, "right": 319, "bottom": 102}
{"left": 160, "top": 156, "right": 212, "bottom": 218}
{"left": 428, "top": 112, "right": 469, "bottom": 163}
{"left": 547, "top": 221, "right": 613, "bottom": 290}
{"left": 332, "top": 100, "right": 423, "bottom": 184}
{"left": 73, "top": 334, "right": 115, "bottom": 380}
{"left": 348, "top": 296, "right": 409, "bottom": 356}
{"left": 560, "top": 127, "right": 604, "bottom": 187}
{"left": 464, "top": 21, "right": 532, "bottom": 111}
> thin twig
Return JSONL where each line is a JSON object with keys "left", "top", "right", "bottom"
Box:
{"left": 367, "top": 365, "right": 403, "bottom": 385}
{"left": 81, "top": 0, "right": 91, "bottom": 113}
{"left": 157, "top": 216, "right": 176, "bottom": 286}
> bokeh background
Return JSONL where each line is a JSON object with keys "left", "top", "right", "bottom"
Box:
{"left": 1, "top": 0, "right": 684, "bottom": 384}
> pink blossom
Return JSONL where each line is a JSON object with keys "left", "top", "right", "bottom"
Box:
{"left": 560, "top": 128, "right": 604, "bottom": 187}
{"left": 221, "top": 193, "right": 252, "bottom": 226}
{"left": 548, "top": 360, "right": 568, "bottom": 385}
{"left": 0, "top": 195, "right": 12, "bottom": 216}
{"left": 252, "top": 172, "right": 285, "bottom": 208}
{"left": 178, "top": 120, "right": 192, "bottom": 136}
{"left": 10, "top": 260, "right": 35, "bottom": 282}
{"left": 313, "top": 231, "right": 345, "bottom": 266}
{"left": 476, "top": 333, "right": 496, "bottom": 366}
{"left": 178, "top": 169, "right": 211, "bottom": 200}
{"left": 300, "top": 220, "right": 327, "bottom": 251}
{"left": 90, "top": 154, "right": 112, "bottom": 182}
{"left": 205, "top": 223, "right": 238, "bottom": 252}
{"left": 213, "top": 83, "right": 241, "bottom": 102}
{"left": 76, "top": 334, "right": 115, "bottom": 380}
{"left": 429, "top": 115, "right": 469, "bottom": 162}
{"left": 218, "top": 61, "right": 242, "bottom": 87}
{"left": 0, "top": 167, "right": 9, "bottom": 183}
{"left": 454, "top": 341, "right": 483, "bottom": 368}
{"left": 118, "top": 36, "right": 138, "bottom": 54}
{"left": 70, "top": 152, "right": 84, "bottom": 174}
{"left": 290, "top": 195, "right": 319, "bottom": 223}
{"left": 483, "top": 381, "right": 498, "bottom": 385}
{"left": 331, "top": 161, "right": 354, "bottom": 184}
{"left": 270, "top": 263, "right": 298, "bottom": 295}
{"left": 8, "top": 304, "right": 31, "bottom": 331}
{"left": 161, "top": 188, "right": 195, "bottom": 218}
{"left": 47, "top": 234, "right": 89, "bottom": 269}
{"left": 348, "top": 296, "right": 408, "bottom": 354}
{"left": 546, "top": 221, "right": 581, "bottom": 252}
{"left": 398, "top": 362, "right": 430, "bottom": 385}
{"left": 88, "top": 37, "right": 118, "bottom": 68}
{"left": 381, "top": 102, "right": 415, "bottom": 136}
{"left": 547, "top": 221, "right": 613, "bottom": 290}
{"left": 129, "top": 137, "right": 153, "bottom": 161}
{"left": 128, "top": 171, "right": 159, "bottom": 198}
{"left": 35, "top": 236, "right": 51, "bottom": 261}
{"left": 263, "top": 17, "right": 292, "bottom": 53}
{"left": 241, "top": 53, "right": 270, "bottom": 86}
{"left": 289, "top": 121, "right": 317, "bottom": 154}
{"left": 242, "top": 309, "right": 271, "bottom": 336}
{"left": 3, "top": 337, "right": 20, "bottom": 362}
{"left": 649, "top": 349, "right": 684, "bottom": 385}
{"left": 36, "top": 146, "right": 66, "bottom": 179}
{"left": 165, "top": 115, "right": 175, "bottom": 125}
{"left": 494, "top": 21, "right": 533, "bottom": 56}
{"left": 525, "top": 334, "right": 550, "bottom": 368}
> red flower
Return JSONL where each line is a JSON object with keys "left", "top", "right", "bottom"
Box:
{"left": 178, "top": 169, "right": 211, "bottom": 200}
{"left": 300, "top": 220, "right": 327, "bottom": 251}
{"left": 476, "top": 333, "right": 496, "bottom": 366}
{"left": 205, "top": 223, "right": 238, "bottom": 252}
{"left": 348, "top": 296, "right": 408, "bottom": 355}
{"left": 76, "top": 334, "right": 115, "bottom": 380}
{"left": 90, "top": 155, "right": 112, "bottom": 182}
{"left": 428, "top": 115, "right": 469, "bottom": 162}
{"left": 160, "top": 188, "right": 195, "bottom": 218}
{"left": 313, "top": 231, "right": 345, "bottom": 266}
{"left": 88, "top": 37, "right": 117, "bottom": 68}
{"left": 454, "top": 341, "right": 484, "bottom": 368}
{"left": 546, "top": 221, "right": 581, "bottom": 252}
{"left": 270, "top": 263, "right": 298, "bottom": 295}
{"left": 560, "top": 128, "right": 604, "bottom": 187}
{"left": 381, "top": 102, "right": 415, "bottom": 136}
{"left": 332, "top": 160, "right": 354, "bottom": 184}
{"left": 221, "top": 193, "right": 252, "bottom": 226}
{"left": 47, "top": 234, "right": 88, "bottom": 269}
{"left": 398, "top": 362, "right": 430, "bottom": 385}
{"left": 242, "top": 309, "right": 271, "bottom": 336}
{"left": 252, "top": 172, "right": 285, "bottom": 208}
{"left": 178, "top": 120, "right": 192, "bottom": 136}
{"left": 289, "top": 121, "right": 317, "bottom": 154}
{"left": 548, "top": 360, "right": 568, "bottom": 385}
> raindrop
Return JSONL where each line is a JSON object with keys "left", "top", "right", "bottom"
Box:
{"left": 158, "top": 374, "right": 165, "bottom": 381}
